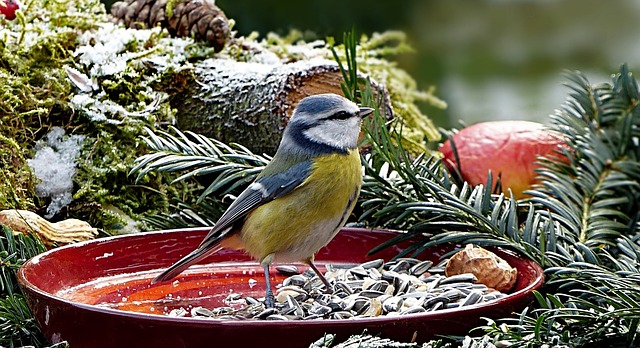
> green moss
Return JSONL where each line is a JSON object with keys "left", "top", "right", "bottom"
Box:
{"left": 0, "top": 0, "right": 183, "bottom": 232}
{"left": 0, "top": 134, "right": 36, "bottom": 210}
{"left": 1, "top": 0, "right": 443, "bottom": 233}
{"left": 69, "top": 118, "right": 193, "bottom": 231}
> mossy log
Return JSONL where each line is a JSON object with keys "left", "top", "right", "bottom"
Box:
{"left": 168, "top": 58, "right": 392, "bottom": 155}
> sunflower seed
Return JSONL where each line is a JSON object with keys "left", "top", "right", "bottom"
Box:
{"left": 409, "top": 260, "right": 433, "bottom": 276}
{"left": 349, "top": 266, "right": 369, "bottom": 278}
{"left": 472, "top": 284, "right": 489, "bottom": 292}
{"left": 389, "top": 260, "right": 412, "bottom": 273}
{"left": 368, "top": 267, "right": 382, "bottom": 280}
{"left": 435, "top": 258, "right": 450, "bottom": 268}
{"left": 276, "top": 265, "right": 300, "bottom": 276}
{"left": 444, "top": 282, "right": 474, "bottom": 290}
{"left": 331, "top": 311, "right": 354, "bottom": 319}
{"left": 393, "top": 277, "right": 410, "bottom": 295}
{"left": 211, "top": 306, "right": 234, "bottom": 316}
{"left": 359, "top": 290, "right": 383, "bottom": 299}
{"left": 276, "top": 286, "right": 308, "bottom": 303}
{"left": 427, "top": 301, "right": 444, "bottom": 312}
{"left": 401, "top": 305, "right": 426, "bottom": 315}
{"left": 427, "top": 267, "right": 446, "bottom": 274}
{"left": 256, "top": 307, "right": 279, "bottom": 319}
{"left": 286, "top": 294, "right": 306, "bottom": 318}
{"left": 309, "top": 302, "right": 332, "bottom": 316}
{"left": 396, "top": 257, "right": 421, "bottom": 266}
{"left": 381, "top": 270, "right": 402, "bottom": 283}
{"left": 168, "top": 308, "right": 188, "bottom": 317}
{"left": 462, "top": 290, "right": 483, "bottom": 306}
{"left": 191, "top": 307, "right": 213, "bottom": 317}
{"left": 334, "top": 281, "right": 354, "bottom": 296}
{"left": 351, "top": 297, "right": 371, "bottom": 314}
{"left": 265, "top": 314, "right": 289, "bottom": 320}
{"left": 440, "top": 273, "right": 478, "bottom": 285}
{"left": 365, "top": 280, "right": 390, "bottom": 292}
{"left": 245, "top": 296, "right": 260, "bottom": 306}
{"left": 423, "top": 296, "right": 449, "bottom": 308}
{"left": 382, "top": 296, "right": 404, "bottom": 312}
{"left": 225, "top": 293, "right": 242, "bottom": 301}
{"left": 361, "top": 258, "right": 384, "bottom": 269}
{"left": 327, "top": 299, "right": 345, "bottom": 311}
{"left": 441, "top": 289, "right": 464, "bottom": 301}
{"left": 282, "top": 274, "right": 308, "bottom": 288}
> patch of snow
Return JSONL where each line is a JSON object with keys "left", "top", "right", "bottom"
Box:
{"left": 27, "top": 127, "right": 86, "bottom": 218}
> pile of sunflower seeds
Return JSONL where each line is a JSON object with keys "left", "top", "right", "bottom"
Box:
{"left": 168, "top": 258, "right": 508, "bottom": 320}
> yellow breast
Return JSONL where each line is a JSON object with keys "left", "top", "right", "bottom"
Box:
{"left": 240, "top": 149, "right": 362, "bottom": 263}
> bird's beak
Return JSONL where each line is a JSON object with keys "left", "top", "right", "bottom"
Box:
{"left": 358, "top": 107, "right": 374, "bottom": 118}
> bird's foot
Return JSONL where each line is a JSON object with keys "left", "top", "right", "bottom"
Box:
{"left": 322, "top": 285, "right": 334, "bottom": 294}
{"left": 264, "top": 289, "right": 276, "bottom": 308}
{"left": 263, "top": 264, "right": 276, "bottom": 308}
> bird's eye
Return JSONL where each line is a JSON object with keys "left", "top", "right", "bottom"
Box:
{"left": 325, "top": 111, "right": 353, "bottom": 121}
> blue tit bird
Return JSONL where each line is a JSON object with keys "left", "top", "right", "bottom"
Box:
{"left": 153, "top": 93, "right": 374, "bottom": 307}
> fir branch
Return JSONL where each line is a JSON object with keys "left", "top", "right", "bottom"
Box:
{"left": 362, "top": 65, "right": 640, "bottom": 267}
{"left": 480, "top": 263, "right": 640, "bottom": 347}
{"left": 360, "top": 103, "right": 550, "bottom": 264}
{"left": 131, "top": 126, "right": 269, "bottom": 204}
{"left": 0, "top": 294, "right": 45, "bottom": 347}
{"left": 358, "top": 65, "right": 640, "bottom": 347}
{"left": 330, "top": 28, "right": 361, "bottom": 102}
{"left": 142, "top": 200, "right": 226, "bottom": 230}
{"left": 0, "top": 225, "right": 46, "bottom": 295}
{"left": 527, "top": 65, "right": 640, "bottom": 266}
{"left": 0, "top": 225, "right": 49, "bottom": 347}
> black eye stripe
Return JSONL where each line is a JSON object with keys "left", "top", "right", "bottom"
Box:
{"left": 323, "top": 111, "right": 354, "bottom": 121}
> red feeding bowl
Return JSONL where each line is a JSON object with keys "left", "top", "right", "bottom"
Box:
{"left": 18, "top": 228, "right": 544, "bottom": 348}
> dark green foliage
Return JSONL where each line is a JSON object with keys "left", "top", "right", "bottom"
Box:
{"left": 480, "top": 66, "right": 640, "bottom": 347}
{"left": 330, "top": 28, "right": 362, "bottom": 102}
{"left": 0, "top": 226, "right": 46, "bottom": 296}
{"left": 0, "top": 294, "right": 45, "bottom": 347}
{"left": 528, "top": 66, "right": 640, "bottom": 257}
{"left": 364, "top": 66, "right": 640, "bottom": 254}
{"left": 130, "top": 126, "right": 270, "bottom": 229}
{"left": 0, "top": 225, "right": 49, "bottom": 346}
{"left": 326, "top": 42, "right": 640, "bottom": 346}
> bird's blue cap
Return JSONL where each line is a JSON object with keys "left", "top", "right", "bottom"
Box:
{"left": 294, "top": 94, "right": 344, "bottom": 115}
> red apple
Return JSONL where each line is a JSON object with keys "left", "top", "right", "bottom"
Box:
{"left": 440, "top": 120, "right": 566, "bottom": 199}
{"left": 0, "top": 0, "right": 19, "bottom": 20}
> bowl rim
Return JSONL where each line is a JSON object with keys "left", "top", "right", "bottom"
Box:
{"left": 18, "top": 227, "right": 545, "bottom": 327}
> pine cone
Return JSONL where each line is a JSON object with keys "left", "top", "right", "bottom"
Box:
{"left": 110, "top": 0, "right": 230, "bottom": 52}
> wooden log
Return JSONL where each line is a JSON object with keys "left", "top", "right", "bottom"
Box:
{"left": 168, "top": 57, "right": 392, "bottom": 155}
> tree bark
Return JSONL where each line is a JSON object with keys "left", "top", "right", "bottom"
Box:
{"left": 168, "top": 57, "right": 391, "bottom": 155}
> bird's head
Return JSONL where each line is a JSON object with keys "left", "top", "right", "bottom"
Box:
{"left": 283, "top": 94, "right": 374, "bottom": 155}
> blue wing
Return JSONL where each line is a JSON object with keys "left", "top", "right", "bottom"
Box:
{"left": 153, "top": 160, "right": 312, "bottom": 283}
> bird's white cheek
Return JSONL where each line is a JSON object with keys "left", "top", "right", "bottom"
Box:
{"left": 303, "top": 119, "right": 361, "bottom": 149}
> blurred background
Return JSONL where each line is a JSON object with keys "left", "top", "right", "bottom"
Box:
{"left": 106, "top": 0, "right": 640, "bottom": 128}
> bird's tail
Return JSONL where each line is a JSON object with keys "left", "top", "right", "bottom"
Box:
{"left": 151, "top": 245, "right": 223, "bottom": 284}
